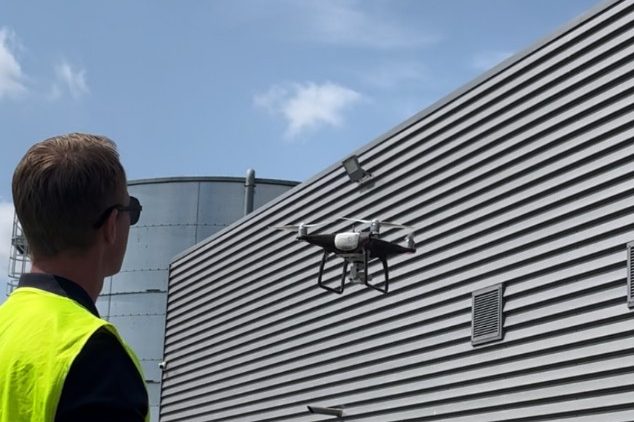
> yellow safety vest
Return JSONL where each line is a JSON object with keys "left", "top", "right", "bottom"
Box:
{"left": 0, "top": 287, "right": 149, "bottom": 422}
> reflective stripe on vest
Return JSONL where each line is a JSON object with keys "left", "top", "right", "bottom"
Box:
{"left": 0, "top": 287, "right": 148, "bottom": 422}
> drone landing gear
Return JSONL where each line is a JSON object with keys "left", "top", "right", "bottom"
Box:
{"left": 318, "top": 250, "right": 344, "bottom": 294}
{"left": 362, "top": 251, "right": 389, "bottom": 295}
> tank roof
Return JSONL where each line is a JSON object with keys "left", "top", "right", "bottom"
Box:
{"left": 128, "top": 176, "right": 299, "bottom": 187}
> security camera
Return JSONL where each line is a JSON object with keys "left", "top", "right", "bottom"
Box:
{"left": 158, "top": 361, "right": 167, "bottom": 370}
{"left": 307, "top": 405, "right": 344, "bottom": 417}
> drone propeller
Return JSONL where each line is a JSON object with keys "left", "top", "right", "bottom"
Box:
{"left": 340, "top": 217, "right": 412, "bottom": 229}
{"left": 270, "top": 224, "right": 299, "bottom": 231}
{"left": 270, "top": 222, "right": 326, "bottom": 233}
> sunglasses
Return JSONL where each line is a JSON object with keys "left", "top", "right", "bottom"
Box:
{"left": 93, "top": 196, "right": 143, "bottom": 228}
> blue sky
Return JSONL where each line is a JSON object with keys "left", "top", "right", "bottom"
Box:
{"left": 0, "top": 0, "right": 601, "bottom": 296}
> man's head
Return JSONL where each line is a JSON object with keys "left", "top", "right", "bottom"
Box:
{"left": 12, "top": 133, "right": 134, "bottom": 273}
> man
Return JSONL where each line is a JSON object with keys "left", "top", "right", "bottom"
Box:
{"left": 0, "top": 133, "right": 149, "bottom": 421}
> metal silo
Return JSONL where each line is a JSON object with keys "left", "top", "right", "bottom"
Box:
{"left": 6, "top": 173, "right": 297, "bottom": 422}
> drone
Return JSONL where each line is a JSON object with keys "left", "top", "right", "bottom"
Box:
{"left": 271, "top": 218, "right": 416, "bottom": 294}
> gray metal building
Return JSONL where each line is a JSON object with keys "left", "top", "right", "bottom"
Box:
{"left": 160, "top": 1, "right": 634, "bottom": 420}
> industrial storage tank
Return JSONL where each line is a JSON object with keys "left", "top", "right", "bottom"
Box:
{"left": 90, "top": 174, "right": 298, "bottom": 421}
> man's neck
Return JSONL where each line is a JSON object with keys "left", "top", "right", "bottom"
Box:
{"left": 30, "top": 258, "right": 104, "bottom": 303}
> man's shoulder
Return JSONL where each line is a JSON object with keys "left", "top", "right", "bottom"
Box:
{"left": 56, "top": 327, "right": 149, "bottom": 421}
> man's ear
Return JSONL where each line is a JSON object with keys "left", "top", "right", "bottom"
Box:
{"left": 102, "top": 209, "right": 119, "bottom": 245}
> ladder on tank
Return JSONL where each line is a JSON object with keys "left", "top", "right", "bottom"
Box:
{"left": 7, "top": 213, "right": 30, "bottom": 295}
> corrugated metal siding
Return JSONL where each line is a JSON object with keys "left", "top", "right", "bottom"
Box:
{"left": 161, "top": 1, "right": 634, "bottom": 420}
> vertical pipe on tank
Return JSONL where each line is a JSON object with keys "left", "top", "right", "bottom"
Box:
{"left": 244, "top": 169, "right": 256, "bottom": 215}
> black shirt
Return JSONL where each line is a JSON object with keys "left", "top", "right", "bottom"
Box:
{"left": 17, "top": 273, "right": 149, "bottom": 422}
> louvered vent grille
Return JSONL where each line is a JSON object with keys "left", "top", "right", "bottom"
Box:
{"left": 472, "top": 284, "right": 504, "bottom": 346}
{"left": 627, "top": 242, "right": 634, "bottom": 308}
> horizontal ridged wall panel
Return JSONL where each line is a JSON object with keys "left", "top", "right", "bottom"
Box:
{"left": 161, "top": 1, "right": 634, "bottom": 420}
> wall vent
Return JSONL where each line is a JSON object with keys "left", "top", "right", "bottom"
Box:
{"left": 472, "top": 284, "right": 504, "bottom": 346}
{"left": 627, "top": 242, "right": 634, "bottom": 308}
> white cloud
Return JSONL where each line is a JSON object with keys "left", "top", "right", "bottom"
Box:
{"left": 0, "top": 27, "right": 27, "bottom": 99}
{"left": 50, "top": 60, "right": 89, "bottom": 100}
{"left": 0, "top": 28, "right": 89, "bottom": 103}
{"left": 254, "top": 84, "right": 289, "bottom": 110}
{"left": 472, "top": 50, "right": 514, "bottom": 72}
{"left": 255, "top": 81, "right": 363, "bottom": 139}
{"left": 300, "top": 1, "right": 437, "bottom": 49}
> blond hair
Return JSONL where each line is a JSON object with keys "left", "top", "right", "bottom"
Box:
{"left": 12, "top": 133, "right": 127, "bottom": 258}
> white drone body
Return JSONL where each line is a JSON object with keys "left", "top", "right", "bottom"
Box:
{"left": 334, "top": 232, "right": 361, "bottom": 251}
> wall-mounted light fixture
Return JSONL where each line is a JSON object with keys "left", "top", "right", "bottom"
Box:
{"left": 307, "top": 405, "right": 344, "bottom": 417}
{"left": 342, "top": 155, "right": 372, "bottom": 183}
